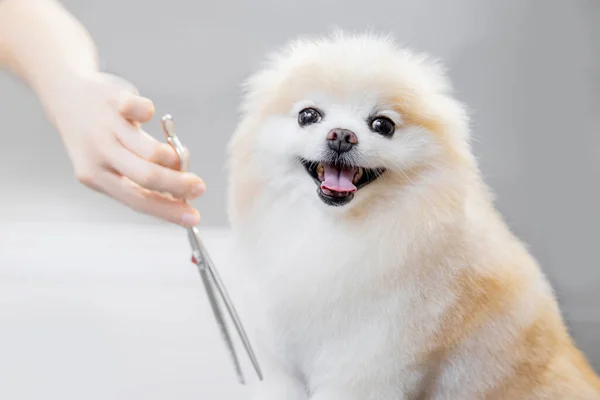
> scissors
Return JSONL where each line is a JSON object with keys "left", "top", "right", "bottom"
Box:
{"left": 160, "top": 114, "right": 263, "bottom": 385}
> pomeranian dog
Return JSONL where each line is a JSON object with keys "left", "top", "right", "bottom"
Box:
{"left": 225, "top": 32, "right": 600, "bottom": 399}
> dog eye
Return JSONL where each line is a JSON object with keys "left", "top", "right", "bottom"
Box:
{"left": 298, "top": 108, "right": 322, "bottom": 127}
{"left": 370, "top": 117, "right": 395, "bottom": 137}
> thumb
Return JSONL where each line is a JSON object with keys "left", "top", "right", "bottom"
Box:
{"left": 118, "top": 92, "right": 155, "bottom": 124}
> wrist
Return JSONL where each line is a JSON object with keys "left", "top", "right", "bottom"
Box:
{"left": 36, "top": 66, "right": 98, "bottom": 127}
{"left": 33, "top": 52, "right": 98, "bottom": 93}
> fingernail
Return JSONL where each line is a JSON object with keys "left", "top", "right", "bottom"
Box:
{"left": 181, "top": 213, "right": 200, "bottom": 226}
{"left": 192, "top": 183, "right": 205, "bottom": 197}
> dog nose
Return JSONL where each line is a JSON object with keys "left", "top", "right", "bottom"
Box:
{"left": 327, "top": 128, "right": 358, "bottom": 154}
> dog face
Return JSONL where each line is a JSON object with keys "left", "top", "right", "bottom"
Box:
{"left": 229, "top": 32, "right": 472, "bottom": 217}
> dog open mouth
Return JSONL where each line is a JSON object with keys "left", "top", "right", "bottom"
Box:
{"left": 300, "top": 159, "right": 385, "bottom": 206}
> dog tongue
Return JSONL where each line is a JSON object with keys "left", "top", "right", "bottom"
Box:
{"left": 321, "top": 164, "right": 357, "bottom": 193}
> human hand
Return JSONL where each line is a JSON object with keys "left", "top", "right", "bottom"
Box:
{"left": 43, "top": 71, "right": 204, "bottom": 227}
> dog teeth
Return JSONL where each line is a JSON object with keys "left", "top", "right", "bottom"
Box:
{"left": 353, "top": 167, "right": 364, "bottom": 184}
{"left": 317, "top": 163, "right": 325, "bottom": 181}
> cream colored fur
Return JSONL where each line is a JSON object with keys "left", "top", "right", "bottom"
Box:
{"left": 226, "top": 32, "right": 600, "bottom": 400}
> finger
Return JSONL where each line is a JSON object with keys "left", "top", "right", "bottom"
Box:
{"left": 115, "top": 122, "right": 187, "bottom": 170}
{"left": 96, "top": 170, "right": 201, "bottom": 227}
{"left": 105, "top": 142, "right": 205, "bottom": 200}
{"left": 118, "top": 92, "right": 155, "bottom": 124}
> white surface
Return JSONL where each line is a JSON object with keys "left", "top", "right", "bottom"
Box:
{"left": 0, "top": 223, "right": 597, "bottom": 400}
{"left": 0, "top": 223, "right": 255, "bottom": 400}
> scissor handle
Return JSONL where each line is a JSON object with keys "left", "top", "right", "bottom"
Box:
{"left": 161, "top": 114, "right": 189, "bottom": 173}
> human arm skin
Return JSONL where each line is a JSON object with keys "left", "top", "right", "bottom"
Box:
{"left": 0, "top": 0, "right": 204, "bottom": 227}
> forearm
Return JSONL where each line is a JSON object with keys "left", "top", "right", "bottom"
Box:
{"left": 0, "top": 0, "right": 99, "bottom": 100}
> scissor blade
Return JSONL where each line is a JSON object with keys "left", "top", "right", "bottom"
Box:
{"left": 197, "top": 266, "right": 245, "bottom": 385}
{"left": 205, "top": 261, "right": 264, "bottom": 381}
{"left": 190, "top": 229, "right": 263, "bottom": 380}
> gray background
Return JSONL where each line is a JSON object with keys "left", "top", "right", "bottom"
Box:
{"left": 0, "top": 0, "right": 598, "bottom": 396}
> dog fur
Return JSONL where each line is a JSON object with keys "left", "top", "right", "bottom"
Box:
{"left": 226, "top": 31, "right": 600, "bottom": 399}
